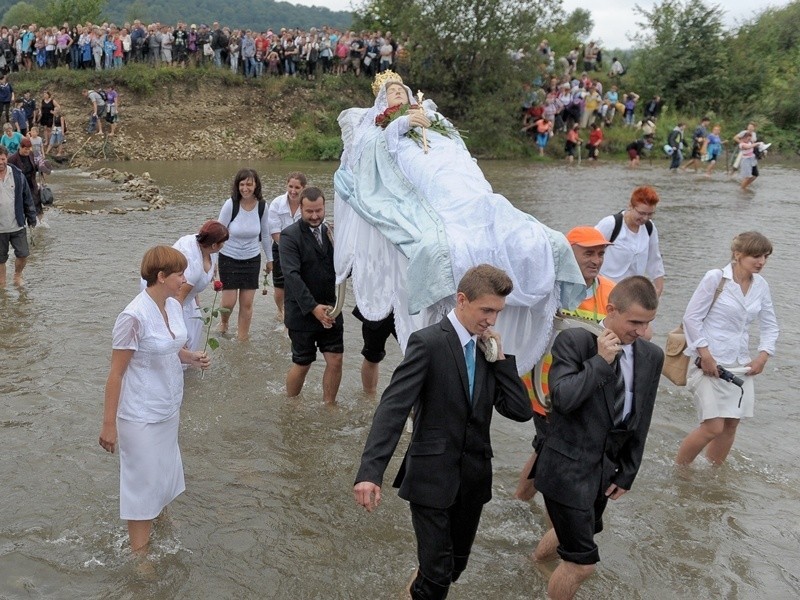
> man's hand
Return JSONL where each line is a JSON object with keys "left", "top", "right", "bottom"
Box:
{"left": 264, "top": 261, "right": 273, "bottom": 275}
{"left": 312, "top": 304, "right": 335, "bottom": 328}
{"left": 354, "top": 481, "right": 381, "bottom": 512}
{"left": 480, "top": 328, "right": 504, "bottom": 360}
{"left": 605, "top": 483, "right": 627, "bottom": 500}
{"left": 597, "top": 329, "right": 622, "bottom": 364}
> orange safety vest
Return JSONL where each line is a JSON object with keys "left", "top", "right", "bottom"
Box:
{"left": 520, "top": 275, "right": 615, "bottom": 416}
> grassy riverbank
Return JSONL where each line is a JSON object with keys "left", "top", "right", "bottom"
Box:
{"left": 9, "top": 66, "right": 798, "bottom": 164}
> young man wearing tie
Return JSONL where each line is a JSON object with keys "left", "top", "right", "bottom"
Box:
{"left": 532, "top": 275, "right": 663, "bottom": 600}
{"left": 354, "top": 264, "right": 532, "bottom": 600}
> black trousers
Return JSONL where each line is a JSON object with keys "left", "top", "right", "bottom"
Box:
{"left": 409, "top": 491, "right": 484, "bottom": 600}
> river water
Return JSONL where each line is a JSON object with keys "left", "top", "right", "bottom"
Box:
{"left": 1, "top": 159, "right": 798, "bottom": 599}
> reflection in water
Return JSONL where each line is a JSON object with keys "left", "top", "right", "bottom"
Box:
{"left": 0, "top": 160, "right": 798, "bottom": 599}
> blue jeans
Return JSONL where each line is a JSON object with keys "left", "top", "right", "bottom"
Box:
{"left": 213, "top": 48, "right": 223, "bottom": 68}
{"left": 244, "top": 57, "right": 256, "bottom": 78}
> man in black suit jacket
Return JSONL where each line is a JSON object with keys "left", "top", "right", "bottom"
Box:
{"left": 279, "top": 187, "right": 343, "bottom": 404}
{"left": 532, "top": 276, "right": 664, "bottom": 600}
{"left": 354, "top": 265, "right": 533, "bottom": 600}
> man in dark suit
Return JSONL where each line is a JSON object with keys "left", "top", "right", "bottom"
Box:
{"left": 532, "top": 276, "right": 663, "bottom": 600}
{"left": 354, "top": 264, "right": 533, "bottom": 600}
{"left": 279, "top": 187, "right": 343, "bottom": 404}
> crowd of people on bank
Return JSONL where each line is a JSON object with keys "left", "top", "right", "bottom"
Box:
{"left": 0, "top": 20, "right": 409, "bottom": 80}
{"left": 519, "top": 40, "right": 767, "bottom": 188}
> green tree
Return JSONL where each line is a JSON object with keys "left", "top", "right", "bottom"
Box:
{"left": 3, "top": 1, "right": 44, "bottom": 25}
{"left": 355, "top": 0, "right": 563, "bottom": 102}
{"left": 630, "top": 0, "right": 727, "bottom": 113}
{"left": 45, "top": 0, "right": 106, "bottom": 25}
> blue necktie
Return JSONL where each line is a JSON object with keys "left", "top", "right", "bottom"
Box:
{"left": 465, "top": 339, "right": 475, "bottom": 400}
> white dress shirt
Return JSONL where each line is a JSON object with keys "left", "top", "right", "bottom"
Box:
{"left": 447, "top": 310, "right": 477, "bottom": 363}
{"left": 595, "top": 213, "right": 665, "bottom": 282}
{"left": 683, "top": 263, "right": 778, "bottom": 365}
{"left": 267, "top": 192, "right": 302, "bottom": 237}
{"left": 599, "top": 319, "right": 634, "bottom": 421}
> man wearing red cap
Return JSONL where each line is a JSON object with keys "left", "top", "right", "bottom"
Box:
{"left": 515, "top": 226, "right": 615, "bottom": 500}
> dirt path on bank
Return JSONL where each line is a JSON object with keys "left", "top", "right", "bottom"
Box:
{"left": 53, "top": 83, "right": 314, "bottom": 165}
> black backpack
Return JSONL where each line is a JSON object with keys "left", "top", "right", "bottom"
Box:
{"left": 230, "top": 199, "right": 266, "bottom": 241}
{"left": 610, "top": 210, "right": 652, "bottom": 243}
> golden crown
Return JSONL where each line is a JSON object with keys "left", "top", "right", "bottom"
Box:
{"left": 371, "top": 70, "right": 404, "bottom": 96}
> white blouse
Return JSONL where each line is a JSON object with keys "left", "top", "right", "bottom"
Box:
{"left": 683, "top": 263, "right": 778, "bottom": 366}
{"left": 267, "top": 192, "right": 302, "bottom": 237}
{"left": 218, "top": 198, "right": 272, "bottom": 262}
{"left": 113, "top": 291, "right": 188, "bottom": 422}
{"left": 595, "top": 214, "right": 665, "bottom": 282}
{"left": 173, "top": 234, "right": 216, "bottom": 306}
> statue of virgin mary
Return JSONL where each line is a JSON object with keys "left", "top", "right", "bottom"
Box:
{"left": 333, "top": 72, "right": 584, "bottom": 372}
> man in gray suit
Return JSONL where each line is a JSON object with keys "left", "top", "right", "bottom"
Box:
{"left": 532, "top": 276, "right": 663, "bottom": 600}
{"left": 354, "top": 264, "right": 533, "bottom": 600}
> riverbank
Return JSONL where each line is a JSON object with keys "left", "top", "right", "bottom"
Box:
{"left": 11, "top": 65, "right": 375, "bottom": 165}
{"left": 9, "top": 66, "right": 799, "bottom": 166}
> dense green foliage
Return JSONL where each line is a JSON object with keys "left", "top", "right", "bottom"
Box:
{"left": 0, "top": 0, "right": 353, "bottom": 30}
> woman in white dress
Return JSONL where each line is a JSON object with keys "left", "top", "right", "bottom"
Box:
{"left": 676, "top": 232, "right": 778, "bottom": 465}
{"left": 99, "top": 246, "right": 211, "bottom": 554}
{"left": 173, "top": 220, "right": 228, "bottom": 351}
{"left": 333, "top": 73, "right": 584, "bottom": 372}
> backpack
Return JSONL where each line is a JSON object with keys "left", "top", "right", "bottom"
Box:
{"left": 610, "top": 210, "right": 652, "bottom": 243}
{"left": 230, "top": 199, "right": 266, "bottom": 241}
{"left": 91, "top": 89, "right": 107, "bottom": 102}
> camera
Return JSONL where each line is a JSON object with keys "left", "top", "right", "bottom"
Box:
{"left": 695, "top": 357, "right": 744, "bottom": 387}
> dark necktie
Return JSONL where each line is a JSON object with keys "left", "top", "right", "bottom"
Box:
{"left": 465, "top": 339, "right": 475, "bottom": 401}
{"left": 313, "top": 227, "right": 323, "bottom": 247}
{"left": 613, "top": 355, "right": 626, "bottom": 426}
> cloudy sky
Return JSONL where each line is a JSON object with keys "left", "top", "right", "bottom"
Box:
{"left": 294, "top": 0, "right": 790, "bottom": 48}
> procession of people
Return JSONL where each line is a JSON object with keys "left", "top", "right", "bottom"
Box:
{"left": 0, "top": 67, "right": 779, "bottom": 598}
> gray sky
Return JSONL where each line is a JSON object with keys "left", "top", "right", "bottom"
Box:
{"left": 295, "top": 0, "right": 790, "bottom": 49}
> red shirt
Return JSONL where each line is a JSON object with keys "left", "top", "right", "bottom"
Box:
{"left": 589, "top": 128, "right": 603, "bottom": 145}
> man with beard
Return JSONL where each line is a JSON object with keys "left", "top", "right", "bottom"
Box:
{"left": 279, "top": 187, "right": 343, "bottom": 404}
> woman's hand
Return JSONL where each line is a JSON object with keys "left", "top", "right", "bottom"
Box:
{"left": 99, "top": 422, "right": 117, "bottom": 454}
{"left": 407, "top": 109, "right": 430, "bottom": 129}
{"left": 746, "top": 352, "right": 769, "bottom": 376}
{"left": 193, "top": 351, "right": 211, "bottom": 370}
{"left": 264, "top": 261, "right": 274, "bottom": 275}
{"left": 697, "top": 350, "right": 719, "bottom": 378}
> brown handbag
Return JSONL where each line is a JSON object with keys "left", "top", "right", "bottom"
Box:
{"left": 662, "top": 271, "right": 725, "bottom": 386}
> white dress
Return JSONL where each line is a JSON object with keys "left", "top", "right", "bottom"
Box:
{"left": 112, "top": 291, "right": 188, "bottom": 520}
{"left": 334, "top": 83, "right": 585, "bottom": 372}
{"left": 173, "top": 234, "right": 218, "bottom": 351}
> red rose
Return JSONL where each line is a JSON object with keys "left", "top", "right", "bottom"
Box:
{"left": 213, "top": 280, "right": 224, "bottom": 292}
